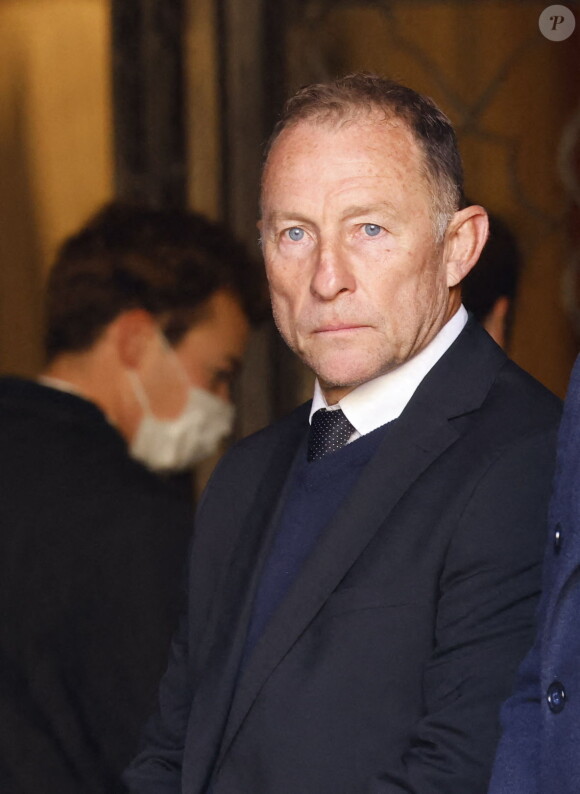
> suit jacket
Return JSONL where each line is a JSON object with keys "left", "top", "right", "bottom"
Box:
{"left": 489, "top": 354, "right": 580, "bottom": 794}
{"left": 126, "top": 320, "right": 561, "bottom": 794}
{"left": 0, "top": 378, "right": 194, "bottom": 794}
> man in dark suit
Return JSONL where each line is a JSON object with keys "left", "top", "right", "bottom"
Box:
{"left": 0, "top": 204, "right": 260, "bottom": 793}
{"left": 489, "top": 354, "right": 580, "bottom": 794}
{"left": 125, "top": 74, "right": 561, "bottom": 794}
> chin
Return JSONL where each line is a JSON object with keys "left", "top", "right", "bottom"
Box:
{"left": 310, "top": 356, "right": 383, "bottom": 392}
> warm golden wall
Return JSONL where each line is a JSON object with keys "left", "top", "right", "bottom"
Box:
{"left": 0, "top": 0, "right": 113, "bottom": 376}
{"left": 185, "top": 0, "right": 222, "bottom": 221}
{"left": 286, "top": 0, "right": 580, "bottom": 396}
{"left": 1, "top": 0, "right": 577, "bottom": 399}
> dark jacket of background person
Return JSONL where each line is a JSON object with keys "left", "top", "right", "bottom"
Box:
{"left": 0, "top": 202, "right": 262, "bottom": 794}
{"left": 125, "top": 320, "right": 561, "bottom": 794}
{"left": 489, "top": 354, "right": 580, "bottom": 794}
{"left": 0, "top": 377, "right": 193, "bottom": 793}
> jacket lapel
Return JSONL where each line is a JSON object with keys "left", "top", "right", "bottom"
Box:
{"left": 215, "top": 319, "right": 507, "bottom": 769}
{"left": 193, "top": 406, "right": 310, "bottom": 676}
{"left": 183, "top": 405, "right": 310, "bottom": 793}
{"left": 216, "top": 407, "right": 458, "bottom": 766}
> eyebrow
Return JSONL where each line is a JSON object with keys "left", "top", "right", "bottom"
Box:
{"left": 263, "top": 211, "right": 312, "bottom": 226}
{"left": 264, "top": 202, "right": 398, "bottom": 226}
{"left": 340, "top": 202, "right": 398, "bottom": 220}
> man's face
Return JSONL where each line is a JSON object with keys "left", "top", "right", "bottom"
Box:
{"left": 137, "top": 289, "right": 250, "bottom": 419}
{"left": 260, "top": 115, "right": 456, "bottom": 403}
{"left": 174, "top": 289, "right": 250, "bottom": 403}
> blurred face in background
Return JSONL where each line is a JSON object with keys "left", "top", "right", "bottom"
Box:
{"left": 136, "top": 289, "right": 250, "bottom": 418}
{"left": 128, "top": 289, "right": 250, "bottom": 471}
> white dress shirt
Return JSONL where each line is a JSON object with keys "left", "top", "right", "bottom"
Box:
{"left": 309, "top": 305, "right": 468, "bottom": 440}
{"left": 38, "top": 375, "right": 86, "bottom": 398}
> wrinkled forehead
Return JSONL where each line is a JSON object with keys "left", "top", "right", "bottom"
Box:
{"left": 265, "top": 106, "right": 415, "bottom": 160}
{"left": 260, "top": 110, "right": 428, "bottom": 209}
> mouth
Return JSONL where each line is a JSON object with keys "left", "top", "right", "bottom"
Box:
{"left": 313, "top": 324, "right": 369, "bottom": 334}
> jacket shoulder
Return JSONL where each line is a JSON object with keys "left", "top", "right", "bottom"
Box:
{"left": 224, "top": 400, "right": 311, "bottom": 460}
{"left": 486, "top": 356, "right": 562, "bottom": 432}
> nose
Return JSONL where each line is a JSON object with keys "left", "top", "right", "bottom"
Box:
{"left": 310, "top": 240, "right": 356, "bottom": 301}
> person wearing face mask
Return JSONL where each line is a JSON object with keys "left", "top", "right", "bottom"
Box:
{"left": 130, "top": 362, "right": 233, "bottom": 471}
{"left": 0, "top": 202, "right": 264, "bottom": 794}
{"left": 127, "top": 335, "right": 235, "bottom": 473}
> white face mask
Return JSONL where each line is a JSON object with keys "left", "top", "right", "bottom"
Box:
{"left": 128, "top": 370, "right": 235, "bottom": 474}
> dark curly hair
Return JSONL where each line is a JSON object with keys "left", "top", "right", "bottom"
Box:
{"left": 44, "top": 203, "right": 266, "bottom": 362}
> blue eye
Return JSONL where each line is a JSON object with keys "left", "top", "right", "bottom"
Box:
{"left": 363, "top": 224, "right": 381, "bottom": 237}
{"left": 287, "top": 227, "right": 305, "bottom": 242}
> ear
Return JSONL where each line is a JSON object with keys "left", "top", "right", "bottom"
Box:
{"left": 110, "top": 309, "right": 157, "bottom": 369}
{"left": 444, "top": 206, "right": 489, "bottom": 288}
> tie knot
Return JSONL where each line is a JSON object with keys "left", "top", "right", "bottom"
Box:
{"left": 307, "top": 407, "right": 355, "bottom": 462}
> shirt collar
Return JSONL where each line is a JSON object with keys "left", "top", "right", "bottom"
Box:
{"left": 38, "top": 375, "right": 86, "bottom": 398}
{"left": 309, "top": 305, "right": 468, "bottom": 435}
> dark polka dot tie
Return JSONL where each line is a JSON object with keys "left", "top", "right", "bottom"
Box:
{"left": 307, "top": 408, "right": 356, "bottom": 462}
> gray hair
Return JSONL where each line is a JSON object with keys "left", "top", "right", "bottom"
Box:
{"left": 264, "top": 73, "right": 466, "bottom": 242}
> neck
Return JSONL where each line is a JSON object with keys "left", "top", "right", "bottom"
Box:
{"left": 42, "top": 352, "right": 135, "bottom": 442}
